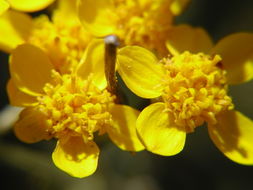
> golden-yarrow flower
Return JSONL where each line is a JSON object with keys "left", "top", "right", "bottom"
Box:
{"left": 0, "top": 0, "right": 55, "bottom": 15}
{"left": 116, "top": 29, "right": 253, "bottom": 165}
{"left": 7, "top": 41, "right": 144, "bottom": 178}
{"left": 0, "top": 0, "right": 91, "bottom": 73}
{"left": 77, "top": 0, "right": 190, "bottom": 56}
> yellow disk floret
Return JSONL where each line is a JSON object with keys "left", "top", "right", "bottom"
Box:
{"left": 37, "top": 70, "right": 116, "bottom": 142}
{"left": 28, "top": 14, "right": 91, "bottom": 74}
{"left": 113, "top": 0, "right": 173, "bottom": 55}
{"left": 161, "top": 51, "right": 234, "bottom": 132}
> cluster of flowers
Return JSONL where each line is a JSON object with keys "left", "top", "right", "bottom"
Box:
{"left": 1, "top": 0, "right": 253, "bottom": 178}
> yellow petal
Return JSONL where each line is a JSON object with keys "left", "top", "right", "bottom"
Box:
{"left": 7, "top": 79, "right": 37, "bottom": 107}
{"left": 0, "top": 10, "right": 32, "bottom": 53}
{"left": 166, "top": 25, "right": 213, "bottom": 56}
{"left": 76, "top": 39, "right": 107, "bottom": 90}
{"left": 56, "top": 0, "right": 75, "bottom": 14}
{"left": 107, "top": 104, "right": 144, "bottom": 152}
{"left": 211, "top": 33, "right": 253, "bottom": 84}
{"left": 8, "top": 0, "right": 55, "bottom": 12}
{"left": 117, "top": 46, "right": 164, "bottom": 99}
{"left": 14, "top": 107, "right": 51, "bottom": 143}
{"left": 54, "top": 0, "right": 77, "bottom": 22}
{"left": 52, "top": 137, "right": 99, "bottom": 178}
{"left": 10, "top": 44, "right": 53, "bottom": 96}
{"left": 170, "top": 0, "right": 190, "bottom": 15}
{"left": 137, "top": 102, "right": 186, "bottom": 156}
{"left": 208, "top": 110, "right": 253, "bottom": 165}
{"left": 78, "top": 0, "right": 116, "bottom": 36}
{"left": 0, "top": 0, "right": 9, "bottom": 15}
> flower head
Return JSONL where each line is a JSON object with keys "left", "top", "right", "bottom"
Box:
{"left": 8, "top": 41, "right": 144, "bottom": 178}
{"left": 117, "top": 31, "right": 253, "bottom": 164}
{"left": 78, "top": 0, "right": 190, "bottom": 56}
{"left": 161, "top": 52, "right": 234, "bottom": 131}
{"left": 0, "top": 0, "right": 91, "bottom": 73}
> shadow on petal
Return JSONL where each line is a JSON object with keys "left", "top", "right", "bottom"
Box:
{"left": 52, "top": 136, "right": 99, "bottom": 178}
{"left": 14, "top": 107, "right": 51, "bottom": 143}
{"left": 107, "top": 104, "right": 144, "bottom": 152}
{"left": 0, "top": 10, "right": 32, "bottom": 52}
{"left": 137, "top": 102, "right": 186, "bottom": 156}
{"left": 208, "top": 110, "right": 253, "bottom": 165}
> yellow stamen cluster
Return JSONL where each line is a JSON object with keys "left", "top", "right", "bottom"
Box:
{"left": 28, "top": 14, "right": 91, "bottom": 74}
{"left": 112, "top": 0, "right": 173, "bottom": 55}
{"left": 161, "top": 51, "right": 234, "bottom": 132}
{"left": 37, "top": 71, "right": 116, "bottom": 142}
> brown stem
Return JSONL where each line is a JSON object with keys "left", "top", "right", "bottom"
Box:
{"left": 104, "top": 35, "right": 120, "bottom": 95}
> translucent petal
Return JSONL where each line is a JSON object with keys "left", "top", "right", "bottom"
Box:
{"left": 76, "top": 39, "right": 107, "bottom": 90}
{"left": 14, "top": 107, "right": 51, "bottom": 143}
{"left": 56, "top": 0, "right": 76, "bottom": 15}
{"left": 8, "top": 0, "right": 55, "bottom": 12}
{"left": 7, "top": 79, "right": 37, "bottom": 107}
{"left": 52, "top": 137, "right": 99, "bottom": 178}
{"left": 208, "top": 110, "right": 253, "bottom": 165}
{"left": 107, "top": 104, "right": 145, "bottom": 151}
{"left": 137, "top": 102, "right": 186, "bottom": 156}
{"left": 0, "top": 10, "right": 32, "bottom": 52}
{"left": 170, "top": 0, "right": 191, "bottom": 15}
{"left": 117, "top": 46, "right": 164, "bottom": 99}
{"left": 78, "top": 0, "right": 116, "bottom": 36}
{"left": 10, "top": 44, "right": 53, "bottom": 96}
{"left": 54, "top": 0, "right": 77, "bottom": 22}
{"left": 211, "top": 33, "right": 253, "bottom": 84}
{"left": 0, "top": 0, "right": 9, "bottom": 15}
{"left": 166, "top": 25, "right": 213, "bottom": 56}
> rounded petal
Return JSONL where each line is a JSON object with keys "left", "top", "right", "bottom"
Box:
{"left": 166, "top": 25, "right": 213, "bottom": 56}
{"left": 7, "top": 79, "right": 37, "bottom": 107}
{"left": 208, "top": 110, "right": 253, "bottom": 165}
{"left": 137, "top": 102, "right": 186, "bottom": 156}
{"left": 76, "top": 39, "right": 107, "bottom": 90}
{"left": 107, "top": 104, "right": 145, "bottom": 152}
{"left": 170, "top": 0, "right": 190, "bottom": 15}
{"left": 0, "top": 10, "right": 32, "bottom": 52}
{"left": 78, "top": 0, "right": 116, "bottom": 36}
{"left": 52, "top": 137, "right": 99, "bottom": 178}
{"left": 211, "top": 33, "right": 253, "bottom": 84}
{"left": 10, "top": 44, "right": 53, "bottom": 96}
{"left": 8, "top": 0, "right": 55, "bottom": 12}
{"left": 0, "top": 0, "right": 9, "bottom": 15}
{"left": 117, "top": 46, "right": 164, "bottom": 99}
{"left": 14, "top": 107, "right": 51, "bottom": 143}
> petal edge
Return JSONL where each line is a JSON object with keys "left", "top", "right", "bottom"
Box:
{"left": 208, "top": 110, "right": 253, "bottom": 165}
{"left": 52, "top": 137, "right": 99, "bottom": 178}
{"left": 137, "top": 102, "right": 186, "bottom": 156}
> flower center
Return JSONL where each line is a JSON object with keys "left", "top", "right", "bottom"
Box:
{"left": 37, "top": 71, "right": 116, "bottom": 142}
{"left": 27, "top": 13, "right": 91, "bottom": 74}
{"left": 112, "top": 0, "right": 173, "bottom": 56}
{"left": 161, "top": 51, "right": 234, "bottom": 132}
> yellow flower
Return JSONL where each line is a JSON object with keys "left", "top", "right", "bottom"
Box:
{"left": 116, "top": 30, "right": 253, "bottom": 165}
{"left": 77, "top": 0, "right": 190, "bottom": 56}
{"left": 0, "top": 0, "right": 55, "bottom": 15}
{"left": 0, "top": 0, "right": 91, "bottom": 73}
{"left": 7, "top": 41, "right": 144, "bottom": 178}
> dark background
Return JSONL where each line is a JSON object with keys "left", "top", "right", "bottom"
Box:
{"left": 1, "top": 0, "right": 253, "bottom": 189}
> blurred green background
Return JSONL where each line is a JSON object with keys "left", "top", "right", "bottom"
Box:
{"left": 1, "top": 0, "right": 253, "bottom": 189}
